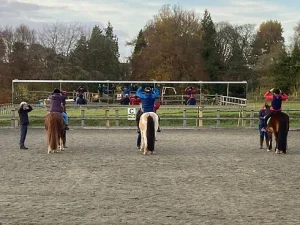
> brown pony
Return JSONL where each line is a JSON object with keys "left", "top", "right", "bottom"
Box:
{"left": 45, "top": 112, "right": 65, "bottom": 154}
{"left": 266, "top": 107, "right": 289, "bottom": 154}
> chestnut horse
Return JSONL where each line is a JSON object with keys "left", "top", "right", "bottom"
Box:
{"left": 139, "top": 112, "right": 159, "bottom": 155}
{"left": 45, "top": 112, "right": 65, "bottom": 154}
{"left": 266, "top": 107, "right": 289, "bottom": 154}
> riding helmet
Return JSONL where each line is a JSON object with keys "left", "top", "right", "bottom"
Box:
{"left": 144, "top": 87, "right": 151, "bottom": 93}
{"left": 53, "top": 88, "right": 61, "bottom": 94}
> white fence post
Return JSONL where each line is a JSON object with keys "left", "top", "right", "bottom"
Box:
{"left": 115, "top": 109, "right": 119, "bottom": 127}
{"left": 216, "top": 109, "right": 220, "bottom": 127}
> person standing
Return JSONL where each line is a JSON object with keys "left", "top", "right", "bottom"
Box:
{"left": 18, "top": 102, "right": 33, "bottom": 149}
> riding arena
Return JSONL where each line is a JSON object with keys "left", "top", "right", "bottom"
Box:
{"left": 1, "top": 80, "right": 300, "bottom": 224}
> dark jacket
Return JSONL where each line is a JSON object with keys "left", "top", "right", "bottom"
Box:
{"left": 49, "top": 93, "right": 65, "bottom": 113}
{"left": 136, "top": 87, "right": 160, "bottom": 113}
{"left": 76, "top": 97, "right": 87, "bottom": 105}
{"left": 120, "top": 96, "right": 130, "bottom": 105}
{"left": 187, "top": 97, "right": 196, "bottom": 105}
{"left": 258, "top": 108, "right": 266, "bottom": 125}
{"left": 18, "top": 105, "right": 33, "bottom": 125}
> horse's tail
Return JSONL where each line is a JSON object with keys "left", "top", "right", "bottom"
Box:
{"left": 47, "top": 113, "right": 59, "bottom": 150}
{"left": 146, "top": 115, "right": 155, "bottom": 151}
{"left": 278, "top": 112, "right": 289, "bottom": 153}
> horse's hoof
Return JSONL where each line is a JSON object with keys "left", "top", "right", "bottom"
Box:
{"left": 143, "top": 152, "right": 147, "bottom": 155}
{"left": 267, "top": 149, "right": 271, "bottom": 152}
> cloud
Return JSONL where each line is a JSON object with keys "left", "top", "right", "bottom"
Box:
{"left": 0, "top": 0, "right": 299, "bottom": 58}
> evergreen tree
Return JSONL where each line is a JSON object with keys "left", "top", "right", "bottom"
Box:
{"left": 104, "top": 22, "right": 120, "bottom": 80}
{"left": 290, "top": 43, "right": 300, "bottom": 91}
{"left": 70, "top": 34, "right": 88, "bottom": 69}
{"left": 87, "top": 25, "right": 106, "bottom": 77}
{"left": 133, "top": 29, "right": 147, "bottom": 55}
{"left": 201, "top": 10, "right": 222, "bottom": 92}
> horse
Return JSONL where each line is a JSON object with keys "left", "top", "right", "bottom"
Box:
{"left": 139, "top": 112, "right": 159, "bottom": 155}
{"left": 45, "top": 112, "right": 65, "bottom": 154}
{"left": 265, "top": 106, "right": 289, "bottom": 154}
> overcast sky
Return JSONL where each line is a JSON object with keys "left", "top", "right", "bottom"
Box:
{"left": 1, "top": 0, "right": 299, "bottom": 59}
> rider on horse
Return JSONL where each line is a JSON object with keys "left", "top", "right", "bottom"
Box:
{"left": 135, "top": 86, "right": 160, "bottom": 148}
{"left": 263, "top": 88, "right": 288, "bottom": 131}
{"left": 49, "top": 88, "right": 69, "bottom": 130}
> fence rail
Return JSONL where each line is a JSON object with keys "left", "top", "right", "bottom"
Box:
{"left": 1, "top": 105, "right": 299, "bottom": 128}
{"left": 0, "top": 103, "right": 14, "bottom": 115}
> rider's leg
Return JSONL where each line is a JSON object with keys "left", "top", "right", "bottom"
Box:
{"left": 136, "top": 109, "right": 142, "bottom": 133}
{"left": 62, "top": 112, "right": 69, "bottom": 130}
{"left": 157, "top": 115, "right": 161, "bottom": 132}
{"left": 137, "top": 132, "right": 141, "bottom": 148}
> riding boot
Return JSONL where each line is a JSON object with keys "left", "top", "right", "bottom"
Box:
{"left": 260, "top": 137, "right": 264, "bottom": 149}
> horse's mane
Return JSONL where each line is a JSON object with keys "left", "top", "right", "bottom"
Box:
{"left": 146, "top": 115, "right": 155, "bottom": 151}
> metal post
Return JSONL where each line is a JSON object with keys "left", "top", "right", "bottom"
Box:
{"left": 115, "top": 109, "right": 119, "bottom": 127}
{"left": 183, "top": 109, "right": 187, "bottom": 127}
{"left": 227, "top": 83, "right": 229, "bottom": 97}
{"left": 81, "top": 109, "right": 85, "bottom": 127}
{"left": 11, "top": 109, "right": 15, "bottom": 128}
{"left": 216, "top": 109, "right": 220, "bottom": 127}
{"left": 11, "top": 81, "right": 14, "bottom": 104}
{"left": 250, "top": 110, "right": 254, "bottom": 127}
{"left": 199, "top": 83, "right": 202, "bottom": 107}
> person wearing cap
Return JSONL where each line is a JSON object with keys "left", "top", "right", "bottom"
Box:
{"left": 18, "top": 101, "right": 33, "bottom": 149}
{"left": 49, "top": 88, "right": 69, "bottom": 130}
{"left": 135, "top": 86, "right": 160, "bottom": 148}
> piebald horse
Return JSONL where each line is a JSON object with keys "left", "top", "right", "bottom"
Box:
{"left": 139, "top": 112, "right": 159, "bottom": 155}
{"left": 45, "top": 112, "right": 65, "bottom": 154}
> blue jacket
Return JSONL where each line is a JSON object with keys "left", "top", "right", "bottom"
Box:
{"left": 122, "top": 86, "right": 132, "bottom": 95}
{"left": 187, "top": 97, "right": 196, "bottom": 105}
{"left": 76, "top": 97, "right": 87, "bottom": 105}
{"left": 136, "top": 87, "right": 160, "bottom": 112}
{"left": 18, "top": 105, "right": 33, "bottom": 125}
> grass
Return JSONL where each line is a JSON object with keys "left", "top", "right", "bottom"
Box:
{"left": 1, "top": 101, "right": 300, "bottom": 127}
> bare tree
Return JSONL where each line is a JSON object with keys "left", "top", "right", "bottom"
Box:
{"left": 0, "top": 26, "right": 15, "bottom": 58}
{"left": 39, "top": 22, "right": 84, "bottom": 56}
{"left": 15, "top": 24, "right": 36, "bottom": 46}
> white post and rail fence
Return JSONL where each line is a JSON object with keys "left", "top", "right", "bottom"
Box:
{"left": 0, "top": 105, "right": 298, "bottom": 129}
